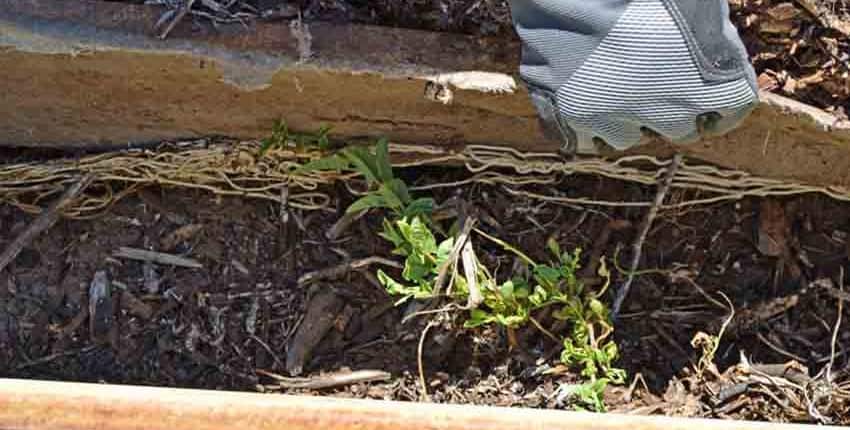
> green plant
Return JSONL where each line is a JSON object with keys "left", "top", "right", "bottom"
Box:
{"left": 300, "top": 137, "right": 625, "bottom": 412}
{"left": 260, "top": 120, "right": 332, "bottom": 155}
{"left": 463, "top": 237, "right": 625, "bottom": 411}
{"left": 377, "top": 217, "right": 456, "bottom": 305}
{"left": 379, "top": 223, "right": 625, "bottom": 411}
{"left": 300, "top": 139, "right": 434, "bottom": 220}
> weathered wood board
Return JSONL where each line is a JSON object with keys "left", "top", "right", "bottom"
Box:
{"left": 1, "top": 0, "right": 849, "bottom": 187}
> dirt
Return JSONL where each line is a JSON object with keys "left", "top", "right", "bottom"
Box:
{"left": 1, "top": 159, "right": 849, "bottom": 423}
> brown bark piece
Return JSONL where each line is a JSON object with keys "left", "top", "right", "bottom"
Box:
{"left": 756, "top": 200, "right": 792, "bottom": 258}
{"left": 286, "top": 289, "right": 345, "bottom": 376}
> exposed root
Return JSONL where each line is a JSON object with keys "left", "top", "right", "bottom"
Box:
{"left": 2, "top": 141, "right": 850, "bottom": 222}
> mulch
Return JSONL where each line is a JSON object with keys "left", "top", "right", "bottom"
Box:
{"left": 1, "top": 161, "right": 848, "bottom": 423}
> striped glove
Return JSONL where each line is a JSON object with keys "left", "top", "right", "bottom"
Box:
{"left": 510, "top": 0, "right": 759, "bottom": 153}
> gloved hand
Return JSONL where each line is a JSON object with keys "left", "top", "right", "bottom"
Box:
{"left": 509, "top": 0, "right": 759, "bottom": 153}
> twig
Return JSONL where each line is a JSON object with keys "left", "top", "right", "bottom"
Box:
{"left": 325, "top": 210, "right": 366, "bottom": 240}
{"left": 257, "top": 369, "right": 391, "bottom": 390}
{"left": 529, "top": 316, "right": 560, "bottom": 344}
{"left": 472, "top": 227, "right": 536, "bottom": 266}
{"left": 15, "top": 346, "right": 98, "bottom": 370}
{"left": 612, "top": 154, "right": 682, "bottom": 320}
{"left": 670, "top": 272, "right": 729, "bottom": 311}
{"left": 825, "top": 267, "right": 844, "bottom": 383}
{"left": 250, "top": 336, "right": 284, "bottom": 370}
{"left": 460, "top": 238, "right": 483, "bottom": 309}
{"left": 694, "top": 292, "right": 735, "bottom": 379}
{"left": 418, "top": 320, "right": 438, "bottom": 402}
{"left": 757, "top": 332, "right": 807, "bottom": 363}
{"left": 0, "top": 174, "right": 94, "bottom": 274}
{"left": 159, "top": 0, "right": 196, "bottom": 39}
{"left": 113, "top": 247, "right": 204, "bottom": 269}
{"left": 297, "top": 256, "right": 402, "bottom": 285}
{"left": 431, "top": 217, "right": 476, "bottom": 299}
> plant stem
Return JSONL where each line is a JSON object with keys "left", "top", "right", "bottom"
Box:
{"left": 529, "top": 316, "right": 560, "bottom": 344}
{"left": 473, "top": 227, "right": 537, "bottom": 267}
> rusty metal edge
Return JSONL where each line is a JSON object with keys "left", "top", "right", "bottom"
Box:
{"left": 0, "top": 378, "right": 833, "bottom": 430}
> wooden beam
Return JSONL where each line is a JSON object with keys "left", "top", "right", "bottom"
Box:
{"left": 0, "top": 0, "right": 848, "bottom": 188}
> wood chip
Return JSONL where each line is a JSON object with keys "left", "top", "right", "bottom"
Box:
{"left": 88, "top": 270, "right": 113, "bottom": 341}
{"left": 258, "top": 369, "right": 391, "bottom": 390}
{"left": 0, "top": 174, "right": 94, "bottom": 274}
{"left": 120, "top": 289, "right": 153, "bottom": 320}
{"left": 756, "top": 200, "right": 791, "bottom": 257}
{"left": 160, "top": 224, "right": 204, "bottom": 251}
{"left": 113, "top": 247, "right": 203, "bottom": 269}
{"left": 286, "top": 290, "right": 344, "bottom": 376}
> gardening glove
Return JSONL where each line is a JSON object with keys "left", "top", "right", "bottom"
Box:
{"left": 509, "top": 0, "right": 759, "bottom": 153}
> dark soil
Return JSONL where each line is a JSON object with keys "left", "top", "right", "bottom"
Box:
{"left": 1, "top": 160, "right": 849, "bottom": 422}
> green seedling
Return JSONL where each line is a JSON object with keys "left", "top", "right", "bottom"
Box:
{"left": 299, "top": 138, "right": 434, "bottom": 220}
{"left": 260, "top": 120, "right": 332, "bottom": 155}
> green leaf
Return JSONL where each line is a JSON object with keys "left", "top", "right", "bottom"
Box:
{"left": 297, "top": 154, "right": 352, "bottom": 173}
{"left": 512, "top": 278, "right": 530, "bottom": 299}
{"left": 552, "top": 304, "right": 571, "bottom": 321}
{"left": 384, "top": 178, "right": 411, "bottom": 206}
{"left": 378, "top": 269, "right": 411, "bottom": 296}
{"left": 346, "top": 194, "right": 388, "bottom": 214}
{"left": 403, "top": 252, "right": 432, "bottom": 283}
{"left": 528, "top": 284, "right": 549, "bottom": 307}
{"left": 316, "top": 125, "right": 332, "bottom": 150}
{"left": 374, "top": 138, "right": 394, "bottom": 182}
{"left": 546, "top": 237, "right": 561, "bottom": 259}
{"left": 588, "top": 299, "right": 607, "bottom": 319}
{"left": 378, "top": 269, "right": 432, "bottom": 303}
{"left": 495, "top": 312, "right": 528, "bottom": 328}
{"left": 465, "top": 309, "right": 496, "bottom": 328}
{"left": 499, "top": 280, "right": 515, "bottom": 301}
{"left": 533, "top": 265, "right": 561, "bottom": 289}
{"left": 259, "top": 137, "right": 275, "bottom": 155}
{"left": 562, "top": 380, "right": 608, "bottom": 412}
{"left": 378, "top": 182, "right": 405, "bottom": 211}
{"left": 378, "top": 218, "right": 406, "bottom": 252}
{"left": 259, "top": 120, "right": 289, "bottom": 155}
{"left": 403, "top": 197, "right": 435, "bottom": 219}
{"left": 398, "top": 217, "right": 437, "bottom": 255}
{"left": 435, "top": 237, "right": 455, "bottom": 267}
{"left": 342, "top": 146, "right": 381, "bottom": 184}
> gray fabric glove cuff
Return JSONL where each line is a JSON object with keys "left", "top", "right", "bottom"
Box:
{"left": 662, "top": 0, "right": 757, "bottom": 87}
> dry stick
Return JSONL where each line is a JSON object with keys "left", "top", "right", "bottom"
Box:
{"left": 256, "top": 369, "right": 391, "bottom": 390}
{"left": 15, "top": 346, "right": 98, "bottom": 370}
{"left": 113, "top": 247, "right": 203, "bottom": 269}
{"left": 756, "top": 331, "right": 807, "bottom": 363}
{"left": 826, "top": 266, "right": 844, "bottom": 384}
{"left": 417, "top": 320, "right": 438, "bottom": 402}
{"left": 297, "top": 256, "right": 402, "bottom": 285}
{"left": 0, "top": 174, "right": 95, "bottom": 274}
{"left": 159, "top": 0, "right": 196, "bottom": 39}
{"left": 431, "top": 217, "right": 477, "bottom": 298}
{"left": 612, "top": 154, "right": 683, "bottom": 320}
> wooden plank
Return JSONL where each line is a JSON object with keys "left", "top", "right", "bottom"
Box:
{"left": 0, "top": 0, "right": 848, "bottom": 188}
{"left": 0, "top": 378, "right": 828, "bottom": 430}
